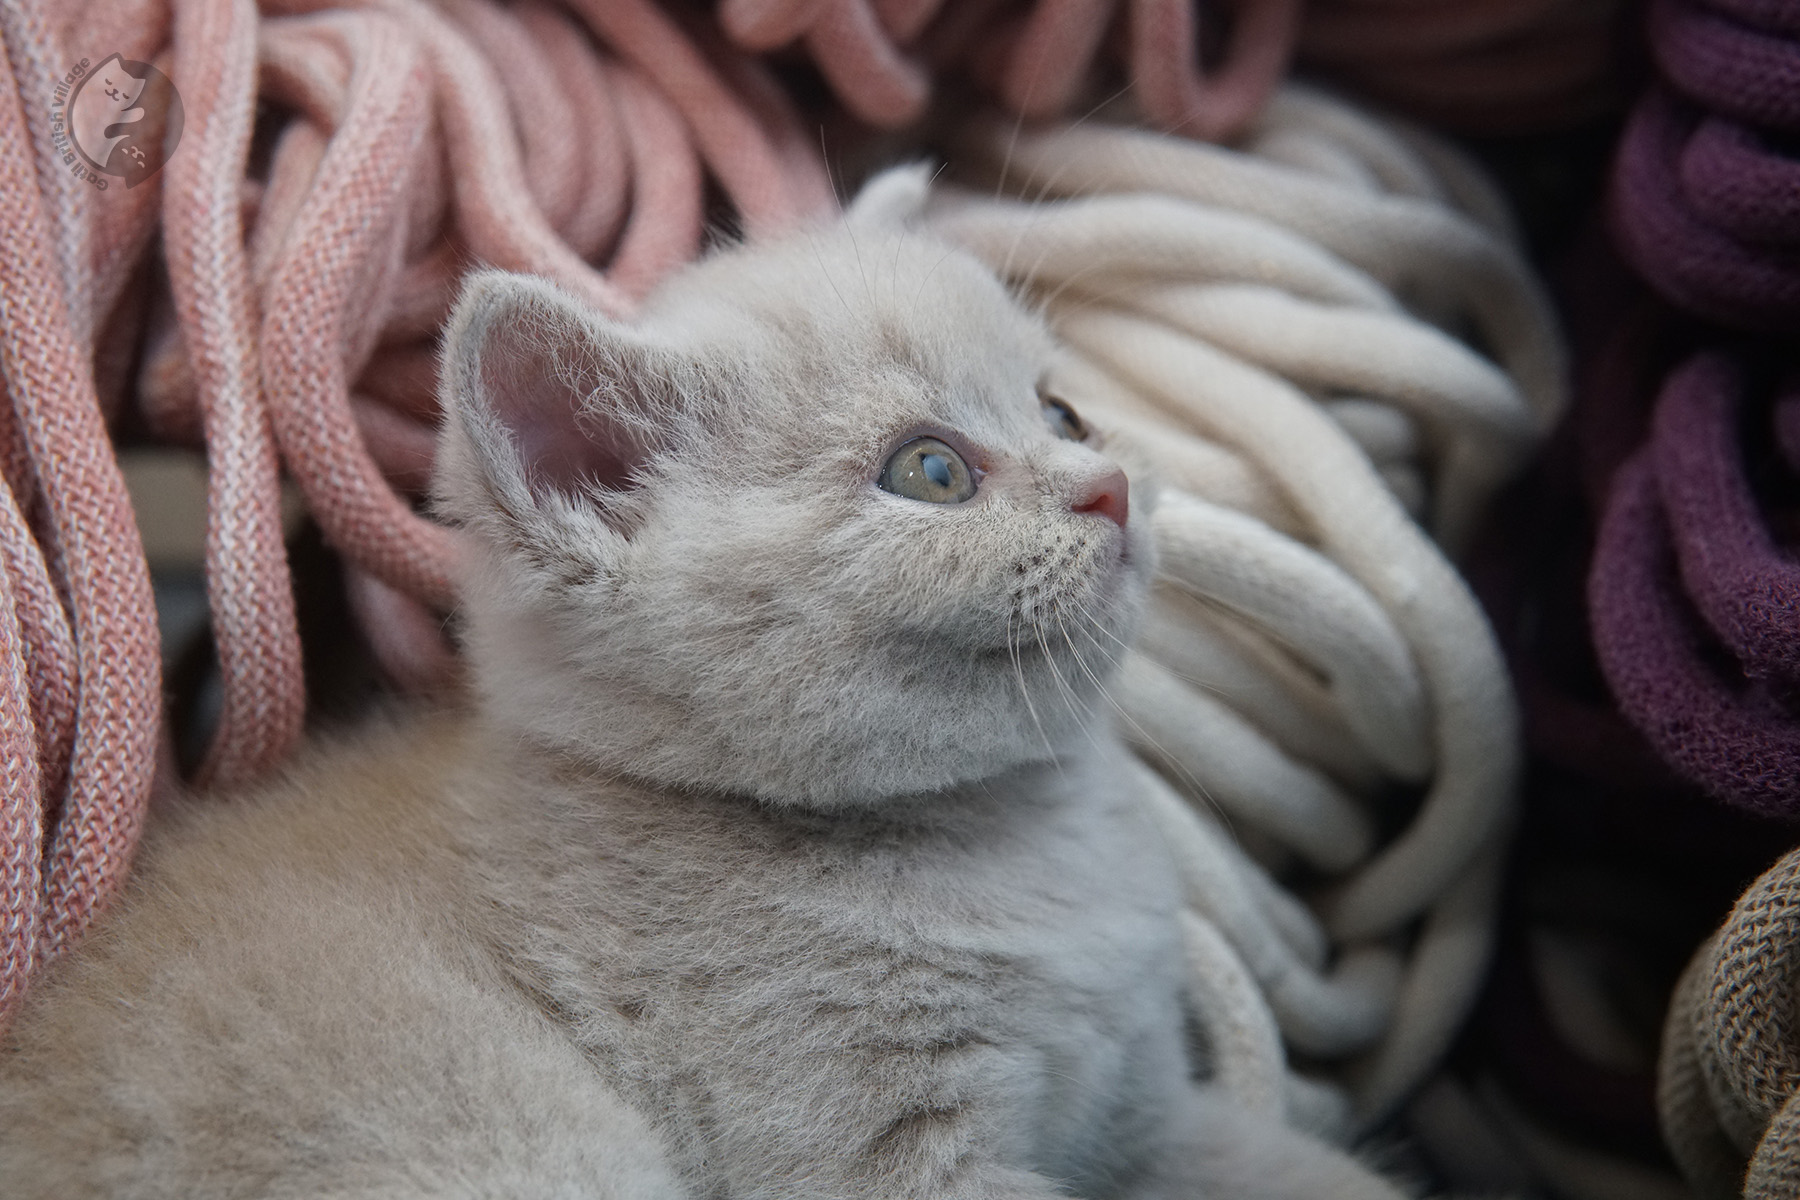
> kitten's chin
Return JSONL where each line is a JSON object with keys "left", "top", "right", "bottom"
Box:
{"left": 465, "top": 527, "right": 1153, "bottom": 814}
{"left": 477, "top": 641, "right": 1130, "bottom": 814}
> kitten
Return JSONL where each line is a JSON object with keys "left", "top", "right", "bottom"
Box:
{"left": 0, "top": 168, "right": 1409, "bottom": 1199}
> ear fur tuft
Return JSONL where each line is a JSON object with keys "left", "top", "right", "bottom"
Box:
{"left": 434, "top": 271, "right": 687, "bottom": 536}
{"left": 845, "top": 163, "right": 934, "bottom": 230}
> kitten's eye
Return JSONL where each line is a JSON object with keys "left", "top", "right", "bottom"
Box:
{"left": 1042, "top": 395, "right": 1087, "bottom": 441}
{"left": 879, "top": 437, "right": 977, "bottom": 504}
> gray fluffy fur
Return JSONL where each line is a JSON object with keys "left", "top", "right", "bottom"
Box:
{"left": 0, "top": 171, "right": 1411, "bottom": 1199}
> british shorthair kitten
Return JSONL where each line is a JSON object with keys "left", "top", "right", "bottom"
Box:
{"left": 0, "top": 169, "right": 1409, "bottom": 1199}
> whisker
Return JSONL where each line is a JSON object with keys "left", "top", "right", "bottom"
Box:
{"left": 1063, "top": 600, "right": 1235, "bottom": 835}
{"left": 995, "top": 83, "right": 1030, "bottom": 205}
{"left": 983, "top": 75, "right": 1133, "bottom": 287}
{"left": 1034, "top": 611, "right": 1090, "bottom": 735}
{"left": 1067, "top": 595, "right": 1136, "bottom": 659}
{"left": 806, "top": 229, "right": 855, "bottom": 321}
{"left": 844, "top": 199, "right": 872, "bottom": 303}
{"left": 1050, "top": 611, "right": 1116, "bottom": 758}
{"left": 1028, "top": 263, "right": 1145, "bottom": 328}
{"left": 1009, "top": 610, "right": 1056, "bottom": 762}
{"left": 818, "top": 124, "right": 839, "bottom": 202}
{"left": 1071, "top": 592, "right": 1238, "bottom": 705}
{"left": 1067, "top": 80, "right": 1136, "bottom": 136}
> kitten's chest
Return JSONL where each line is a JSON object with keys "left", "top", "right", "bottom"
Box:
{"left": 491, "top": 745, "right": 1189, "bottom": 1191}
{"left": 625, "top": 747, "right": 1184, "bottom": 1024}
{"left": 824, "top": 785, "right": 1190, "bottom": 1177}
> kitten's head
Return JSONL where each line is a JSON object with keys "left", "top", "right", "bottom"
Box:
{"left": 435, "top": 174, "right": 1154, "bottom": 808}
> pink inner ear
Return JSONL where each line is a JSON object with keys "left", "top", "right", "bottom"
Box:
{"left": 481, "top": 324, "right": 650, "bottom": 499}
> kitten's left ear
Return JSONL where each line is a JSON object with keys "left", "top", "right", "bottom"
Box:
{"left": 434, "top": 271, "right": 694, "bottom": 538}
{"left": 845, "top": 162, "right": 934, "bottom": 229}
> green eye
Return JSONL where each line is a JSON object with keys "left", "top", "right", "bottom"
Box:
{"left": 879, "top": 437, "right": 977, "bottom": 504}
{"left": 1043, "top": 394, "right": 1087, "bottom": 441}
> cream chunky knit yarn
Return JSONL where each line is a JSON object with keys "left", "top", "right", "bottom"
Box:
{"left": 928, "top": 86, "right": 1566, "bottom": 1130}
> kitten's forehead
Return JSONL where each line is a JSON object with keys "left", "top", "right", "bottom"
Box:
{"left": 645, "top": 229, "right": 1051, "bottom": 447}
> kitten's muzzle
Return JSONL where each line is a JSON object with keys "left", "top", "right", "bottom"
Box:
{"left": 1071, "top": 467, "right": 1130, "bottom": 530}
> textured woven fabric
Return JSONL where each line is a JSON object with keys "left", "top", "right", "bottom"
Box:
{"left": 1659, "top": 850, "right": 1800, "bottom": 1199}
{"left": 1651, "top": 0, "right": 1800, "bottom": 129}
{"left": 1454, "top": 226, "right": 1795, "bottom": 1199}
{"left": 1455, "top": 137, "right": 1799, "bottom": 1197}
{"left": 0, "top": 0, "right": 164, "bottom": 1024}
{"left": 1613, "top": 88, "right": 1800, "bottom": 334}
{"left": 1589, "top": 0, "right": 1800, "bottom": 818}
{"left": 1345, "top": 0, "right": 1800, "bottom": 1189}
{"left": 162, "top": 0, "right": 305, "bottom": 788}
{"left": 714, "top": 0, "right": 1302, "bottom": 139}
{"left": 1, "top": 0, "right": 841, "bottom": 1020}
{"left": 0, "top": 485, "right": 44, "bottom": 1020}
{"left": 1461, "top": 0, "right": 1800, "bottom": 1152}
{"left": 1590, "top": 354, "right": 1800, "bottom": 817}
{"left": 926, "top": 88, "right": 1563, "bottom": 1132}
{"left": 1611, "top": 0, "right": 1800, "bottom": 333}
{"left": 738, "top": 0, "right": 1636, "bottom": 137}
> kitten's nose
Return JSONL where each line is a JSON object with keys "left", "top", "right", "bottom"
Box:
{"left": 1072, "top": 467, "right": 1130, "bottom": 530}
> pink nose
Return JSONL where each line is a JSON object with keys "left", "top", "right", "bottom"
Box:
{"left": 1072, "top": 468, "right": 1130, "bottom": 530}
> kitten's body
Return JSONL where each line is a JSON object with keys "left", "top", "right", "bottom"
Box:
{"left": 477, "top": 726, "right": 1184, "bottom": 1200}
{"left": 0, "top": 172, "right": 1409, "bottom": 1198}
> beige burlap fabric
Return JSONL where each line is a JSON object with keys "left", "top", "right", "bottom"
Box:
{"left": 1661, "top": 848, "right": 1800, "bottom": 1200}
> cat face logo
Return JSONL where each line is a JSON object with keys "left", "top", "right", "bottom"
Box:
{"left": 67, "top": 54, "right": 183, "bottom": 187}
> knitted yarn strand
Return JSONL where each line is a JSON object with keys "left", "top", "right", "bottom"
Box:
{"left": 0, "top": 17, "right": 161, "bottom": 987}
{"left": 0, "top": 483, "right": 44, "bottom": 1024}
{"left": 0, "top": 0, "right": 851, "bottom": 1016}
{"left": 162, "top": 0, "right": 305, "bottom": 788}
{"left": 709, "top": 0, "right": 1305, "bottom": 139}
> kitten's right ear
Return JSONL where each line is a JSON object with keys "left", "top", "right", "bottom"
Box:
{"left": 434, "top": 271, "right": 686, "bottom": 538}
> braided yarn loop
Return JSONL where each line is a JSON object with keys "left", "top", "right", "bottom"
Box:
{"left": 1591, "top": 0, "right": 1800, "bottom": 819}
{"left": 714, "top": 0, "right": 1302, "bottom": 139}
